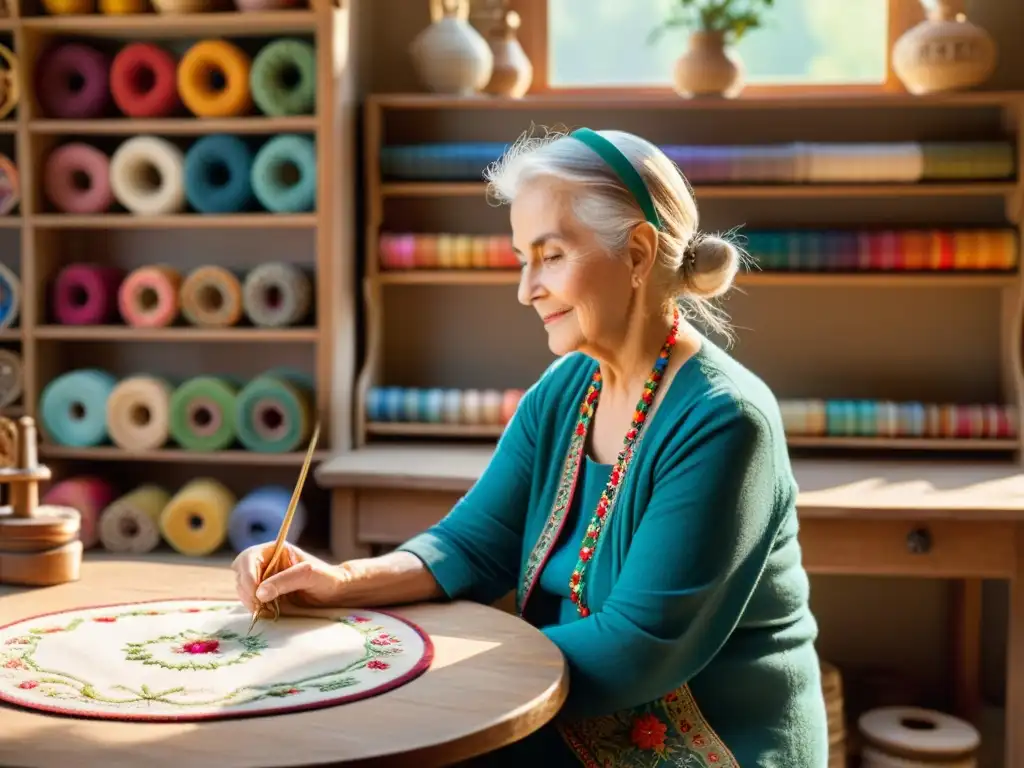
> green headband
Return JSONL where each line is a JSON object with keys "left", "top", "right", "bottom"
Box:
{"left": 569, "top": 127, "right": 662, "bottom": 230}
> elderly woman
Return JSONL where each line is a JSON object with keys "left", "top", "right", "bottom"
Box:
{"left": 233, "top": 128, "right": 828, "bottom": 766}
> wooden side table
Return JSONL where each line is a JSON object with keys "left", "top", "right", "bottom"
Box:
{"left": 0, "top": 556, "right": 569, "bottom": 768}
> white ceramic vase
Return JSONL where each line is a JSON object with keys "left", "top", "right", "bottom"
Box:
{"left": 409, "top": 0, "right": 494, "bottom": 96}
{"left": 672, "top": 31, "right": 743, "bottom": 98}
{"left": 892, "top": 0, "right": 997, "bottom": 94}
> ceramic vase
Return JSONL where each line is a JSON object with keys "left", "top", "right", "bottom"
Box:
{"left": 410, "top": 0, "right": 494, "bottom": 96}
{"left": 672, "top": 31, "right": 743, "bottom": 98}
{"left": 892, "top": 0, "right": 997, "bottom": 94}
{"left": 483, "top": 9, "right": 533, "bottom": 98}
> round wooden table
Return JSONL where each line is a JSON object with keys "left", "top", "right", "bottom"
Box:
{"left": 0, "top": 556, "right": 568, "bottom": 768}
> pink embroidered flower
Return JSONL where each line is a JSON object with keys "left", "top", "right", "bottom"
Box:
{"left": 17, "top": 681, "right": 37, "bottom": 689}
{"left": 680, "top": 720, "right": 692, "bottom": 733}
{"left": 708, "top": 754, "right": 720, "bottom": 763}
{"left": 367, "top": 660, "right": 390, "bottom": 670}
{"left": 177, "top": 639, "right": 220, "bottom": 655}
{"left": 692, "top": 735, "right": 706, "bottom": 748}
{"left": 4, "top": 637, "right": 28, "bottom": 645}
{"left": 630, "top": 713, "right": 667, "bottom": 751}
{"left": 183, "top": 608, "right": 201, "bottom": 613}
{"left": 3, "top": 659, "right": 25, "bottom": 669}
{"left": 93, "top": 617, "right": 117, "bottom": 623}
{"left": 286, "top": 688, "right": 299, "bottom": 695}
{"left": 351, "top": 616, "right": 370, "bottom": 623}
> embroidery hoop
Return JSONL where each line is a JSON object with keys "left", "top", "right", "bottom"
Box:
{"left": 0, "top": 598, "right": 434, "bottom": 722}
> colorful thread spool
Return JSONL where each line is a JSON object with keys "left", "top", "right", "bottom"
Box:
{"left": 366, "top": 386, "right": 527, "bottom": 427}
{"left": 177, "top": 40, "right": 252, "bottom": 118}
{"left": 98, "top": 484, "right": 170, "bottom": 554}
{"left": 0, "top": 348, "right": 22, "bottom": 409}
{"left": 234, "top": 372, "right": 313, "bottom": 453}
{"left": 241, "top": 262, "right": 312, "bottom": 327}
{"left": 118, "top": 265, "right": 182, "bottom": 327}
{"left": 41, "top": 476, "right": 118, "bottom": 550}
{"left": 159, "top": 477, "right": 236, "bottom": 557}
{"left": 169, "top": 376, "right": 238, "bottom": 451}
{"left": 39, "top": 368, "right": 117, "bottom": 447}
{"left": 106, "top": 375, "right": 173, "bottom": 451}
{"left": 228, "top": 485, "right": 307, "bottom": 553}
{"left": 179, "top": 265, "right": 244, "bottom": 328}
{"left": 52, "top": 264, "right": 123, "bottom": 325}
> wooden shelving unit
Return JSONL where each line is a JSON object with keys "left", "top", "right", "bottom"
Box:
{"left": 0, "top": 1, "right": 342, "bottom": 519}
{"left": 354, "top": 91, "right": 1024, "bottom": 459}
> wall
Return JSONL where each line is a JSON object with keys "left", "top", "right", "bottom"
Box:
{"left": 347, "top": 0, "right": 1024, "bottom": 710}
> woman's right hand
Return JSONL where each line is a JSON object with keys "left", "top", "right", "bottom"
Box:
{"left": 232, "top": 542, "right": 349, "bottom": 614}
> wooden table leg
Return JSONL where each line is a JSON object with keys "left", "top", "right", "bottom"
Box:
{"left": 951, "top": 578, "right": 983, "bottom": 723}
{"left": 1007, "top": 524, "right": 1024, "bottom": 767}
{"left": 330, "top": 488, "right": 372, "bottom": 561}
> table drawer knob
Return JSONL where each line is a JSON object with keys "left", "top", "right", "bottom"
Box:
{"left": 906, "top": 528, "right": 932, "bottom": 554}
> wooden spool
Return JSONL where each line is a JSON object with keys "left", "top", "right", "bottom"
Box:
{"left": 0, "top": 416, "right": 82, "bottom": 587}
{"left": 821, "top": 659, "right": 848, "bottom": 768}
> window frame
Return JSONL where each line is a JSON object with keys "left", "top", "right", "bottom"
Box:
{"left": 507, "top": 0, "right": 924, "bottom": 97}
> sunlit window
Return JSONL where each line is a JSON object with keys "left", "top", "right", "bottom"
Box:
{"left": 547, "top": 0, "right": 890, "bottom": 88}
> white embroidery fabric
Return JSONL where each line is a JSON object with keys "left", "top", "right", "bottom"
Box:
{"left": 0, "top": 599, "right": 431, "bottom": 721}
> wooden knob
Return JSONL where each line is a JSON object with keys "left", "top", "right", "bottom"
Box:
{"left": 906, "top": 527, "right": 932, "bottom": 555}
{"left": 16, "top": 416, "right": 37, "bottom": 470}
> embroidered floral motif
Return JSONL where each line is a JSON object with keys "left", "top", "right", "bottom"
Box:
{"left": 517, "top": 417, "right": 586, "bottom": 613}
{"left": 0, "top": 607, "right": 408, "bottom": 710}
{"left": 561, "top": 685, "right": 738, "bottom": 768}
{"left": 125, "top": 628, "right": 268, "bottom": 671}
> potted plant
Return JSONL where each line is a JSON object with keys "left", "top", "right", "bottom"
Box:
{"left": 649, "top": 0, "right": 774, "bottom": 98}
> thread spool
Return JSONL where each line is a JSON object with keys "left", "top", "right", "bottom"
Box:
{"left": 858, "top": 706, "right": 980, "bottom": 767}
{"left": 159, "top": 477, "right": 235, "bottom": 557}
{"left": 98, "top": 484, "right": 170, "bottom": 554}
{"left": 106, "top": 375, "right": 172, "bottom": 450}
{"left": 40, "top": 476, "right": 117, "bottom": 550}
{"left": 0, "top": 417, "right": 83, "bottom": 587}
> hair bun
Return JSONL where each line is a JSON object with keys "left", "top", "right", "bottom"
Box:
{"left": 685, "top": 234, "right": 741, "bottom": 299}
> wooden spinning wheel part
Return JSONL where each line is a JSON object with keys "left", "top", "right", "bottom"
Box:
{"left": 0, "top": 540, "right": 83, "bottom": 586}
{"left": 0, "top": 43, "right": 18, "bottom": 122}
{"left": 0, "top": 416, "right": 83, "bottom": 587}
{"left": 0, "top": 504, "right": 80, "bottom": 551}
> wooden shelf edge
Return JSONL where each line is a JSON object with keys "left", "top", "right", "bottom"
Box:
{"left": 29, "top": 213, "right": 318, "bottom": 229}
{"left": 374, "top": 269, "right": 1020, "bottom": 288}
{"left": 19, "top": 10, "right": 319, "bottom": 35}
{"left": 38, "top": 447, "right": 330, "bottom": 465}
{"left": 34, "top": 326, "right": 320, "bottom": 342}
{"left": 380, "top": 181, "right": 1019, "bottom": 200}
{"left": 28, "top": 116, "right": 318, "bottom": 135}
{"left": 368, "top": 91, "right": 1024, "bottom": 112}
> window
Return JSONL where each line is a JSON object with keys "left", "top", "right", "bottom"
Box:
{"left": 510, "top": 0, "right": 922, "bottom": 95}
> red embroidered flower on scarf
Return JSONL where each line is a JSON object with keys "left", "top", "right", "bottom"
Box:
{"left": 177, "top": 639, "right": 220, "bottom": 655}
{"left": 630, "top": 713, "right": 667, "bottom": 751}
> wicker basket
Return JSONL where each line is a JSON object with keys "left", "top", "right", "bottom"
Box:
{"left": 821, "top": 660, "right": 847, "bottom": 768}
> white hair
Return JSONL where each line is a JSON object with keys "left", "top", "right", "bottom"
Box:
{"left": 483, "top": 127, "right": 745, "bottom": 338}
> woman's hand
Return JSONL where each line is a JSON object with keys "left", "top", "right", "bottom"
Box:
{"left": 232, "top": 543, "right": 349, "bottom": 614}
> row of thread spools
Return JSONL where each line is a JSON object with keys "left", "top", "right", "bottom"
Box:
{"left": 36, "top": 38, "right": 316, "bottom": 119}
{"left": 40, "top": 475, "right": 307, "bottom": 558}
{"left": 780, "top": 400, "right": 1018, "bottom": 440}
{"left": 49, "top": 261, "right": 311, "bottom": 329}
{"left": 821, "top": 661, "right": 983, "bottom": 768}
{"left": 41, "top": 0, "right": 306, "bottom": 17}
{"left": 366, "top": 386, "right": 525, "bottom": 427}
{"left": 45, "top": 133, "right": 316, "bottom": 216}
{"left": 379, "top": 230, "right": 1019, "bottom": 272}
{"left": 40, "top": 368, "right": 315, "bottom": 453}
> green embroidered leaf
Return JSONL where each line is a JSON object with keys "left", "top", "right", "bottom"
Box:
{"left": 317, "top": 677, "right": 357, "bottom": 693}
